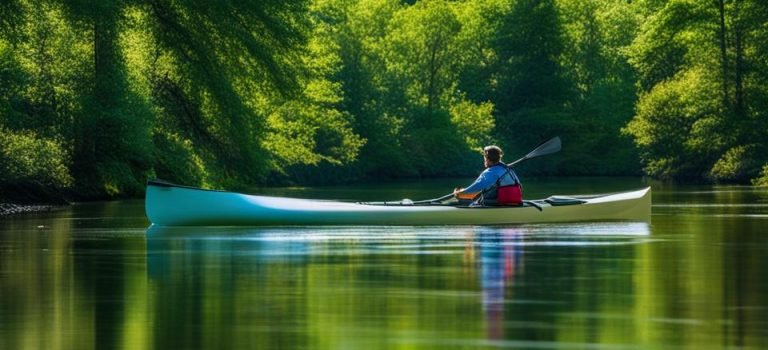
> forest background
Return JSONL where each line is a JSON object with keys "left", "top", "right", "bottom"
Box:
{"left": 1, "top": 0, "right": 767, "bottom": 202}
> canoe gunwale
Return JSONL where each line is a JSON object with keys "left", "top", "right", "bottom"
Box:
{"left": 148, "top": 179, "right": 230, "bottom": 193}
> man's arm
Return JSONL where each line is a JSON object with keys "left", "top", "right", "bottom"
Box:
{"left": 454, "top": 170, "right": 494, "bottom": 199}
{"left": 453, "top": 187, "right": 478, "bottom": 200}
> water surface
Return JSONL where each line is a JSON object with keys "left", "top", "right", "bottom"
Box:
{"left": 1, "top": 178, "right": 767, "bottom": 349}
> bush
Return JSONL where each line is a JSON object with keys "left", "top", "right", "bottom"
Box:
{"left": 622, "top": 68, "right": 724, "bottom": 180}
{"left": 751, "top": 165, "right": 768, "bottom": 187}
{"left": 709, "top": 145, "right": 762, "bottom": 183}
{"left": 0, "top": 128, "right": 72, "bottom": 189}
{"left": 449, "top": 98, "right": 495, "bottom": 150}
{"left": 152, "top": 131, "right": 208, "bottom": 187}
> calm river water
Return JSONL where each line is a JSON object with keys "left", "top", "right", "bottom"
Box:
{"left": 1, "top": 178, "right": 767, "bottom": 349}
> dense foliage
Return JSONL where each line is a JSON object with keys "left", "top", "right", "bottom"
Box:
{"left": 623, "top": 0, "right": 768, "bottom": 183}
{"left": 1, "top": 0, "right": 767, "bottom": 200}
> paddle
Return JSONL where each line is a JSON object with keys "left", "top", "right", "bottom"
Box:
{"left": 411, "top": 136, "right": 562, "bottom": 205}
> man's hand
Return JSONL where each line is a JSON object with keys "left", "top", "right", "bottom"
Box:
{"left": 453, "top": 187, "right": 476, "bottom": 200}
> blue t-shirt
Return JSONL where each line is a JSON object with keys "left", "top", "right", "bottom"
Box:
{"left": 462, "top": 164, "right": 519, "bottom": 195}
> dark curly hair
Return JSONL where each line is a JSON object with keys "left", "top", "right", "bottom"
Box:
{"left": 483, "top": 145, "right": 503, "bottom": 163}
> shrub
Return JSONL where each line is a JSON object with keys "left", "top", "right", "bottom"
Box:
{"left": 0, "top": 128, "right": 72, "bottom": 189}
{"left": 709, "top": 145, "right": 762, "bottom": 183}
{"left": 751, "top": 165, "right": 768, "bottom": 187}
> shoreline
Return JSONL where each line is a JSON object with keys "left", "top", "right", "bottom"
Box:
{"left": 0, "top": 203, "right": 63, "bottom": 216}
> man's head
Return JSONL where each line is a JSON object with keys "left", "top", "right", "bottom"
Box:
{"left": 483, "top": 145, "right": 503, "bottom": 166}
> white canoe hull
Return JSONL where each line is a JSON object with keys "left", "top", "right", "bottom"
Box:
{"left": 145, "top": 181, "right": 651, "bottom": 227}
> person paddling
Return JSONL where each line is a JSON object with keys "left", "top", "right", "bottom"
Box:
{"left": 453, "top": 145, "right": 523, "bottom": 206}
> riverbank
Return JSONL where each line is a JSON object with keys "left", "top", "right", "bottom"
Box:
{"left": 0, "top": 203, "right": 62, "bottom": 216}
{"left": 0, "top": 182, "right": 69, "bottom": 216}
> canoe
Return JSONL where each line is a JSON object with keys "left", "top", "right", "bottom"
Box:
{"left": 145, "top": 180, "right": 651, "bottom": 227}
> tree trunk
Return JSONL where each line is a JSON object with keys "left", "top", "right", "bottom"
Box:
{"left": 733, "top": 1, "right": 746, "bottom": 123}
{"left": 717, "top": 0, "right": 730, "bottom": 110}
{"left": 74, "top": 10, "right": 121, "bottom": 187}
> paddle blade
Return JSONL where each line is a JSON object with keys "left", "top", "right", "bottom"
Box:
{"left": 526, "top": 136, "right": 561, "bottom": 159}
{"left": 507, "top": 136, "right": 561, "bottom": 167}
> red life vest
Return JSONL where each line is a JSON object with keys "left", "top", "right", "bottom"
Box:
{"left": 479, "top": 164, "right": 523, "bottom": 206}
{"left": 497, "top": 183, "right": 523, "bottom": 206}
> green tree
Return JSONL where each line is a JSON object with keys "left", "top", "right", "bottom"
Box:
{"left": 0, "top": 1, "right": 23, "bottom": 42}
{"left": 378, "top": 0, "right": 466, "bottom": 175}
{"left": 491, "top": 0, "right": 574, "bottom": 175}
{"left": 263, "top": 3, "right": 365, "bottom": 183}
{"left": 63, "top": 0, "right": 314, "bottom": 193}
{"left": 0, "top": 39, "right": 72, "bottom": 201}
{"left": 0, "top": 0, "right": 338, "bottom": 197}
{"left": 321, "top": 0, "right": 494, "bottom": 178}
{"left": 625, "top": 0, "right": 768, "bottom": 182}
{"left": 557, "top": 0, "right": 641, "bottom": 175}
{"left": 494, "top": 0, "right": 568, "bottom": 114}
{"left": 624, "top": 68, "right": 724, "bottom": 179}
{"left": 47, "top": 0, "right": 153, "bottom": 196}
{"left": 126, "top": 0, "right": 313, "bottom": 190}
{"left": 454, "top": 0, "right": 508, "bottom": 104}
{"left": 332, "top": 0, "right": 415, "bottom": 177}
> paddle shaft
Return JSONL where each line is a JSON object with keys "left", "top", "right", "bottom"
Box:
{"left": 413, "top": 137, "right": 562, "bottom": 204}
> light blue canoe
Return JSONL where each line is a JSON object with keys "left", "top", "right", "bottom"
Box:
{"left": 145, "top": 180, "right": 651, "bottom": 227}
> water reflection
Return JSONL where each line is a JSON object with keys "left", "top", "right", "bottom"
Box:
{"left": 470, "top": 224, "right": 654, "bottom": 343}
{"left": 143, "top": 223, "right": 652, "bottom": 349}
{"left": 476, "top": 227, "right": 524, "bottom": 340}
{"left": 4, "top": 202, "right": 768, "bottom": 350}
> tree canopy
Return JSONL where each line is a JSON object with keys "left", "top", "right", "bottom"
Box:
{"left": 1, "top": 0, "right": 767, "bottom": 200}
